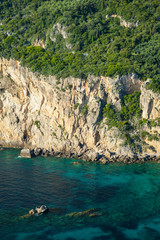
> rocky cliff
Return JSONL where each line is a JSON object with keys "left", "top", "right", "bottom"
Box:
{"left": 0, "top": 58, "right": 160, "bottom": 162}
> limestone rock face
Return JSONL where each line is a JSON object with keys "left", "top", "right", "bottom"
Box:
{"left": 50, "top": 23, "right": 68, "bottom": 42}
{"left": 1, "top": 58, "right": 159, "bottom": 161}
{"left": 140, "top": 81, "right": 160, "bottom": 119}
{"left": 110, "top": 15, "right": 139, "bottom": 28}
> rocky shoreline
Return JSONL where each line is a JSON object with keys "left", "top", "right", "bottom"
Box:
{"left": 1, "top": 145, "right": 160, "bottom": 164}
{"left": 17, "top": 147, "right": 160, "bottom": 164}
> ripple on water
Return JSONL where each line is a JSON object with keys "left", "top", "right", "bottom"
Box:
{"left": 1, "top": 150, "right": 160, "bottom": 239}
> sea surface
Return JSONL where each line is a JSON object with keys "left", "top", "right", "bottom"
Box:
{"left": 1, "top": 149, "right": 160, "bottom": 239}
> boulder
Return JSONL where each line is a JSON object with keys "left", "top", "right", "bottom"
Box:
{"left": 87, "top": 151, "right": 101, "bottom": 161}
{"left": 29, "top": 209, "right": 35, "bottom": 215}
{"left": 19, "top": 149, "right": 35, "bottom": 158}
{"left": 35, "top": 205, "right": 48, "bottom": 214}
{"left": 99, "top": 157, "right": 108, "bottom": 164}
{"left": 34, "top": 148, "right": 42, "bottom": 156}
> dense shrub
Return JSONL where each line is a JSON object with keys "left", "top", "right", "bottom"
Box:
{"left": 103, "top": 91, "right": 142, "bottom": 129}
{"left": 103, "top": 91, "right": 142, "bottom": 149}
{"left": 0, "top": 0, "right": 159, "bottom": 91}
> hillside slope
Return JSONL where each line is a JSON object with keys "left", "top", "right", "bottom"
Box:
{"left": 0, "top": 0, "right": 160, "bottom": 90}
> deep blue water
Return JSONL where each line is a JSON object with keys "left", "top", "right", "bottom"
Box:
{"left": 1, "top": 149, "right": 160, "bottom": 239}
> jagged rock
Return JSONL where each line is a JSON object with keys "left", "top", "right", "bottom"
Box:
{"left": 85, "top": 151, "right": 101, "bottom": 161}
{"left": 34, "top": 148, "right": 42, "bottom": 156}
{"left": 19, "top": 149, "right": 35, "bottom": 158}
{"left": 99, "top": 157, "right": 108, "bottom": 164}
{"left": 110, "top": 15, "right": 139, "bottom": 28}
{"left": 41, "top": 149, "right": 50, "bottom": 157}
{"left": 140, "top": 80, "right": 160, "bottom": 119}
{"left": 35, "top": 205, "right": 48, "bottom": 214}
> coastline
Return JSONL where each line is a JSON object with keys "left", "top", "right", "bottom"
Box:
{"left": 1, "top": 145, "right": 160, "bottom": 164}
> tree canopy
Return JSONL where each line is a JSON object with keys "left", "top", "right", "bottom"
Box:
{"left": 0, "top": 0, "right": 159, "bottom": 90}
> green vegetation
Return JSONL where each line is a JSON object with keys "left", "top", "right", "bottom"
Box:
{"left": 74, "top": 103, "right": 79, "bottom": 110}
{"left": 34, "top": 120, "right": 44, "bottom": 135}
{"left": 103, "top": 90, "right": 160, "bottom": 150}
{"left": 0, "top": 0, "right": 159, "bottom": 91}
{"left": 58, "top": 124, "right": 63, "bottom": 129}
{"left": 139, "top": 118, "right": 160, "bottom": 128}
{"left": 34, "top": 120, "right": 40, "bottom": 129}
{"left": 103, "top": 91, "right": 141, "bottom": 130}
{"left": 141, "top": 131, "right": 160, "bottom": 141}
{"left": 103, "top": 91, "right": 143, "bottom": 151}
{"left": 81, "top": 105, "right": 89, "bottom": 116}
{"left": 52, "top": 132, "right": 56, "bottom": 136}
{"left": 141, "top": 131, "right": 149, "bottom": 140}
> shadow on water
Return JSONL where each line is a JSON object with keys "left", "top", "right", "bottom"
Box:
{"left": 1, "top": 149, "right": 160, "bottom": 239}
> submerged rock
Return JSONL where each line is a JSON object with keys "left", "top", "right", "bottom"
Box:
{"left": 67, "top": 208, "right": 102, "bottom": 218}
{"left": 20, "top": 207, "right": 102, "bottom": 220}
{"left": 73, "top": 161, "right": 81, "bottom": 165}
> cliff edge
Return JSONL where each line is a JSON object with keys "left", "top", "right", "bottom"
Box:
{"left": 1, "top": 58, "right": 160, "bottom": 163}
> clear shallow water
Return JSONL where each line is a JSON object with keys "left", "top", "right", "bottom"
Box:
{"left": 1, "top": 149, "right": 160, "bottom": 239}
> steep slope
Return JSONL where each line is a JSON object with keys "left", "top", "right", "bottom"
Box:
{"left": 1, "top": 58, "right": 160, "bottom": 162}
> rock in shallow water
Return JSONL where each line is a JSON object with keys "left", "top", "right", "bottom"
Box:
{"left": 19, "top": 149, "right": 35, "bottom": 158}
{"left": 35, "top": 205, "right": 48, "bottom": 214}
{"left": 29, "top": 209, "right": 35, "bottom": 215}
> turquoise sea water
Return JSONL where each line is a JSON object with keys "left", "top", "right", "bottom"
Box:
{"left": 1, "top": 149, "right": 160, "bottom": 239}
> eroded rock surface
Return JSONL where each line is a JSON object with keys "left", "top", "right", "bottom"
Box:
{"left": 0, "top": 58, "right": 160, "bottom": 162}
{"left": 140, "top": 81, "right": 160, "bottom": 119}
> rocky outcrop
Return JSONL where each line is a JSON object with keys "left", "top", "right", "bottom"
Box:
{"left": 50, "top": 23, "right": 69, "bottom": 41}
{"left": 33, "top": 39, "right": 45, "bottom": 49}
{"left": 140, "top": 81, "right": 160, "bottom": 119}
{"left": 19, "top": 149, "right": 35, "bottom": 158}
{"left": 49, "top": 23, "right": 73, "bottom": 49}
{"left": 106, "top": 15, "right": 139, "bottom": 28}
{"left": 0, "top": 58, "right": 160, "bottom": 162}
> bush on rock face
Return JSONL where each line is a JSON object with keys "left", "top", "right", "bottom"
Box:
{"left": 103, "top": 91, "right": 143, "bottom": 151}
{"left": 103, "top": 91, "right": 142, "bottom": 129}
